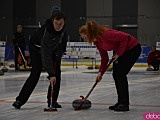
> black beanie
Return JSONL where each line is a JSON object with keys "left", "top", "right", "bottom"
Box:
{"left": 51, "top": 6, "right": 61, "bottom": 17}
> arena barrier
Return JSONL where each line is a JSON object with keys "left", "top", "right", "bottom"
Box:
{"left": 2, "top": 42, "right": 152, "bottom": 68}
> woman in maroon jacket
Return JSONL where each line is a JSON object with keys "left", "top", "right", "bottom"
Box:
{"left": 79, "top": 20, "right": 141, "bottom": 112}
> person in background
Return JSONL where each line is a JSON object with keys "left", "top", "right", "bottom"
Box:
{"left": 147, "top": 46, "right": 160, "bottom": 71}
{"left": 13, "top": 25, "right": 25, "bottom": 70}
{"left": 12, "top": 6, "right": 67, "bottom": 109}
{"left": 79, "top": 20, "right": 141, "bottom": 112}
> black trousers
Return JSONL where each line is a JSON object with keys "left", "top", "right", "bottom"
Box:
{"left": 16, "top": 50, "right": 62, "bottom": 105}
{"left": 14, "top": 46, "right": 25, "bottom": 70}
{"left": 47, "top": 71, "right": 61, "bottom": 103}
{"left": 150, "top": 61, "right": 160, "bottom": 71}
{"left": 46, "top": 52, "right": 62, "bottom": 102}
{"left": 16, "top": 50, "right": 42, "bottom": 105}
{"left": 112, "top": 43, "right": 141, "bottom": 105}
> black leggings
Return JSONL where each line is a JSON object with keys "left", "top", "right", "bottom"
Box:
{"left": 112, "top": 43, "right": 141, "bottom": 105}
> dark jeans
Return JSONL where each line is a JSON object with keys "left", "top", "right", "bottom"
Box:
{"left": 150, "top": 61, "right": 160, "bottom": 71}
{"left": 16, "top": 50, "right": 62, "bottom": 105}
{"left": 112, "top": 43, "right": 141, "bottom": 105}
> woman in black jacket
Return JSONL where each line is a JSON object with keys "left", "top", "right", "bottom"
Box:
{"left": 12, "top": 6, "right": 67, "bottom": 109}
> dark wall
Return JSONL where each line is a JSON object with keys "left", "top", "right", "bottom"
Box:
{"left": 86, "top": 0, "right": 113, "bottom": 27}
{"left": 138, "top": 0, "right": 160, "bottom": 46}
{"left": 13, "top": 0, "right": 36, "bottom": 44}
{"left": 112, "top": 0, "right": 138, "bottom": 37}
{"left": 1, "top": 0, "right": 160, "bottom": 45}
{"left": 61, "top": 0, "right": 86, "bottom": 41}
{"left": 36, "top": 0, "right": 56, "bottom": 24}
{"left": 0, "top": 0, "right": 61, "bottom": 44}
{"left": 0, "top": 0, "right": 13, "bottom": 43}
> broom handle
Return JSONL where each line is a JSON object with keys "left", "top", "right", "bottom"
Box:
{"left": 17, "top": 46, "right": 26, "bottom": 63}
{"left": 50, "top": 62, "right": 56, "bottom": 107}
{"left": 78, "top": 58, "right": 114, "bottom": 109}
{"left": 17, "top": 45, "right": 28, "bottom": 67}
{"left": 83, "top": 81, "right": 98, "bottom": 101}
{"left": 84, "top": 58, "right": 114, "bottom": 100}
{"left": 50, "top": 84, "right": 54, "bottom": 107}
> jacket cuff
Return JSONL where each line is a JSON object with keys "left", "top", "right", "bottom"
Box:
{"left": 47, "top": 71, "right": 55, "bottom": 79}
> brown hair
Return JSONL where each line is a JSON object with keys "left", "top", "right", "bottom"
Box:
{"left": 79, "top": 25, "right": 87, "bottom": 34}
{"left": 79, "top": 20, "right": 109, "bottom": 43}
{"left": 52, "top": 12, "right": 66, "bottom": 21}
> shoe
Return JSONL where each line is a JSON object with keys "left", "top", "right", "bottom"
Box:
{"left": 108, "top": 103, "right": 119, "bottom": 110}
{"left": 51, "top": 101, "right": 62, "bottom": 108}
{"left": 153, "top": 69, "right": 158, "bottom": 71}
{"left": 12, "top": 101, "right": 22, "bottom": 109}
{"left": 114, "top": 104, "right": 129, "bottom": 112}
{"left": 153, "top": 68, "right": 159, "bottom": 71}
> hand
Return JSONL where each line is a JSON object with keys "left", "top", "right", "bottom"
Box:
{"left": 112, "top": 54, "right": 119, "bottom": 62}
{"left": 96, "top": 72, "right": 102, "bottom": 82}
{"left": 50, "top": 77, "right": 56, "bottom": 89}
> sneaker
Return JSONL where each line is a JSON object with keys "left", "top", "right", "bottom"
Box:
{"left": 108, "top": 103, "right": 119, "bottom": 110}
{"left": 51, "top": 101, "right": 62, "bottom": 108}
{"left": 12, "top": 101, "right": 22, "bottom": 109}
{"left": 114, "top": 104, "right": 129, "bottom": 112}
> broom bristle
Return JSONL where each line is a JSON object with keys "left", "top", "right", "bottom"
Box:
{"left": 44, "top": 107, "right": 57, "bottom": 112}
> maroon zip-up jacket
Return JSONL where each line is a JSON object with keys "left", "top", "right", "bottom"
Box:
{"left": 94, "top": 29, "right": 139, "bottom": 75}
{"left": 147, "top": 50, "right": 160, "bottom": 65}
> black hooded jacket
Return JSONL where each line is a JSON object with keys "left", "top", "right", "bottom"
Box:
{"left": 29, "top": 19, "right": 67, "bottom": 77}
{"left": 13, "top": 32, "right": 25, "bottom": 49}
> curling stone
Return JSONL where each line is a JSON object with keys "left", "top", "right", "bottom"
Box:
{"left": 9, "top": 64, "right": 15, "bottom": 68}
{"left": 1, "top": 67, "right": 8, "bottom": 72}
{"left": 95, "top": 66, "right": 99, "bottom": 69}
{"left": 146, "top": 67, "right": 153, "bottom": 71}
{"left": 72, "top": 96, "right": 91, "bottom": 110}
{"left": 0, "top": 69, "right": 4, "bottom": 76}
{"left": 87, "top": 66, "right": 94, "bottom": 70}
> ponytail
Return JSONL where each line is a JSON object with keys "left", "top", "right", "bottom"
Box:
{"left": 79, "top": 20, "right": 109, "bottom": 43}
{"left": 86, "top": 21, "right": 96, "bottom": 42}
{"left": 86, "top": 20, "right": 105, "bottom": 43}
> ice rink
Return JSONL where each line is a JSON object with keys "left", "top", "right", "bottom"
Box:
{"left": 0, "top": 66, "right": 160, "bottom": 120}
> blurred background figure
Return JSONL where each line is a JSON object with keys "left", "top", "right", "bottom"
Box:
{"left": 147, "top": 46, "right": 160, "bottom": 71}
{"left": 13, "top": 25, "right": 26, "bottom": 70}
